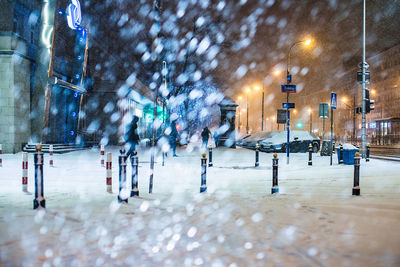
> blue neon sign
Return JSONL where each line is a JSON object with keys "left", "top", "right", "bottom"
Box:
{"left": 66, "top": 0, "right": 82, "bottom": 30}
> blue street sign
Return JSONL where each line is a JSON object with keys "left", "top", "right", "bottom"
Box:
{"left": 330, "top": 92, "right": 337, "bottom": 110}
{"left": 287, "top": 74, "right": 292, "bottom": 83}
{"left": 282, "top": 102, "right": 295, "bottom": 109}
{"left": 281, "top": 84, "right": 296, "bottom": 93}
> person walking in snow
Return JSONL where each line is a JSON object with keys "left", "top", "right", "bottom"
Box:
{"left": 125, "top": 115, "right": 140, "bottom": 159}
{"left": 201, "top": 126, "right": 212, "bottom": 148}
{"left": 169, "top": 121, "right": 178, "bottom": 157}
{"left": 213, "top": 130, "right": 220, "bottom": 147}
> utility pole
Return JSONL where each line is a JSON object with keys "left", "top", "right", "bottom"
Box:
{"left": 149, "top": 0, "right": 161, "bottom": 193}
{"left": 261, "top": 83, "right": 265, "bottom": 131}
{"left": 246, "top": 94, "right": 249, "bottom": 134}
{"left": 361, "top": 0, "right": 367, "bottom": 158}
{"left": 353, "top": 95, "right": 356, "bottom": 143}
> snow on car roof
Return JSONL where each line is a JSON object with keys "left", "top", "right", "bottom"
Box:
{"left": 260, "top": 130, "right": 319, "bottom": 145}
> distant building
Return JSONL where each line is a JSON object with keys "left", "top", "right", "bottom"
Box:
{"left": 0, "top": 0, "right": 158, "bottom": 153}
{"left": 324, "top": 45, "right": 400, "bottom": 145}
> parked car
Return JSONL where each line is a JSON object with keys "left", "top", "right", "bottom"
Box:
{"left": 236, "top": 134, "right": 251, "bottom": 147}
{"left": 259, "top": 131, "right": 320, "bottom": 153}
{"left": 236, "top": 132, "right": 274, "bottom": 150}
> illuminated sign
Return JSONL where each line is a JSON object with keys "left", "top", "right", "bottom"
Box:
{"left": 66, "top": 0, "right": 82, "bottom": 30}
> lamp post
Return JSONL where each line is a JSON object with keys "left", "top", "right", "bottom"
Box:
{"left": 308, "top": 108, "right": 312, "bottom": 134}
{"left": 237, "top": 96, "right": 242, "bottom": 133}
{"left": 285, "top": 39, "right": 311, "bottom": 164}
{"left": 245, "top": 87, "right": 251, "bottom": 134}
{"left": 253, "top": 85, "right": 264, "bottom": 132}
{"left": 341, "top": 96, "right": 356, "bottom": 143}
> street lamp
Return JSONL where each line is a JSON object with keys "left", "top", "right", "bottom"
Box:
{"left": 253, "top": 85, "right": 265, "bottom": 132}
{"left": 237, "top": 96, "right": 242, "bottom": 133}
{"left": 308, "top": 108, "right": 312, "bottom": 134}
{"left": 341, "top": 95, "right": 356, "bottom": 143}
{"left": 285, "top": 38, "right": 312, "bottom": 164}
{"left": 245, "top": 87, "right": 251, "bottom": 134}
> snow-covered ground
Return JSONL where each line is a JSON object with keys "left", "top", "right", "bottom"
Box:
{"left": 0, "top": 146, "right": 400, "bottom": 266}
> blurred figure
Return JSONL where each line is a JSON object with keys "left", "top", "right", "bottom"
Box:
{"left": 125, "top": 115, "right": 140, "bottom": 159}
{"left": 213, "top": 129, "right": 220, "bottom": 148}
{"left": 201, "top": 127, "right": 211, "bottom": 148}
{"left": 170, "top": 121, "right": 178, "bottom": 157}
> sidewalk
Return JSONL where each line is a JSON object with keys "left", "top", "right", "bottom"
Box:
{"left": 0, "top": 146, "right": 399, "bottom": 266}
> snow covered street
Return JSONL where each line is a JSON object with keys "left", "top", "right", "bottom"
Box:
{"left": 1, "top": 147, "right": 400, "bottom": 266}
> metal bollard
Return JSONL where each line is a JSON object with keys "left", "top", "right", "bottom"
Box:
{"left": 271, "top": 154, "right": 279, "bottom": 194}
{"left": 0, "top": 144, "right": 2, "bottom": 167}
{"left": 106, "top": 152, "right": 112, "bottom": 193}
{"left": 200, "top": 153, "right": 207, "bottom": 193}
{"left": 100, "top": 145, "right": 105, "bottom": 167}
{"left": 352, "top": 152, "right": 361, "bottom": 196}
{"left": 366, "top": 144, "right": 370, "bottom": 162}
{"left": 308, "top": 143, "right": 313, "bottom": 166}
{"left": 118, "top": 150, "right": 128, "bottom": 203}
{"left": 130, "top": 151, "right": 139, "bottom": 197}
{"left": 208, "top": 146, "right": 213, "bottom": 167}
{"left": 339, "top": 145, "right": 344, "bottom": 164}
{"left": 33, "top": 145, "right": 45, "bottom": 209}
{"left": 22, "top": 152, "right": 28, "bottom": 192}
{"left": 162, "top": 151, "right": 165, "bottom": 166}
{"left": 49, "top": 145, "right": 54, "bottom": 167}
{"left": 255, "top": 144, "right": 259, "bottom": 167}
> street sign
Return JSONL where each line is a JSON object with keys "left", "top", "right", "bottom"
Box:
{"left": 277, "top": 109, "right": 287, "bottom": 124}
{"left": 282, "top": 102, "right": 295, "bottom": 109}
{"left": 281, "top": 84, "right": 296, "bottom": 93}
{"left": 287, "top": 74, "right": 292, "bottom": 83}
{"left": 330, "top": 92, "right": 337, "bottom": 110}
{"left": 357, "top": 71, "right": 370, "bottom": 84}
{"left": 319, "top": 103, "right": 329, "bottom": 118}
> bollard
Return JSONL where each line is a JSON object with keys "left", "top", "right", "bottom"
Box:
{"left": 106, "top": 152, "right": 112, "bottom": 193}
{"left": 339, "top": 145, "right": 344, "bottom": 164}
{"left": 22, "top": 152, "right": 28, "bottom": 192}
{"left": 200, "top": 153, "right": 207, "bottom": 193}
{"left": 118, "top": 150, "right": 128, "bottom": 203}
{"left": 352, "top": 152, "right": 361, "bottom": 196}
{"left": 208, "top": 146, "right": 213, "bottom": 167}
{"left": 255, "top": 144, "right": 259, "bottom": 167}
{"left": 49, "top": 144, "right": 54, "bottom": 167}
{"left": 307, "top": 143, "right": 313, "bottom": 166}
{"left": 162, "top": 151, "right": 165, "bottom": 167}
{"left": 100, "top": 145, "right": 105, "bottom": 167}
{"left": 366, "top": 144, "right": 370, "bottom": 162}
{"left": 130, "top": 151, "right": 139, "bottom": 197}
{"left": 0, "top": 144, "right": 2, "bottom": 167}
{"left": 271, "top": 154, "right": 279, "bottom": 194}
{"left": 33, "top": 145, "right": 45, "bottom": 209}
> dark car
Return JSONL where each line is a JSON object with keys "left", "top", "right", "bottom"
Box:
{"left": 237, "top": 132, "right": 274, "bottom": 150}
{"left": 259, "top": 130, "right": 320, "bottom": 153}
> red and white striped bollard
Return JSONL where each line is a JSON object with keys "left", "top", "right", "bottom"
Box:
{"left": 100, "top": 145, "right": 105, "bottom": 167}
{"left": 49, "top": 145, "right": 54, "bottom": 167}
{"left": 22, "top": 152, "right": 28, "bottom": 192}
{"left": 106, "top": 152, "right": 112, "bottom": 193}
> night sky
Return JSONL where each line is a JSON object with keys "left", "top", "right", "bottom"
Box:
{"left": 80, "top": 0, "right": 400, "bottom": 97}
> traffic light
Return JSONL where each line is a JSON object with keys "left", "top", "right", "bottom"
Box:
{"left": 365, "top": 88, "right": 375, "bottom": 113}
